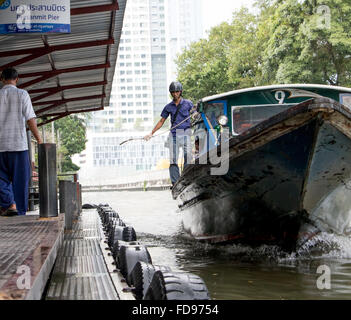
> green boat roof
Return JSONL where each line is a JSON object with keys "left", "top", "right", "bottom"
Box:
{"left": 202, "top": 84, "right": 351, "bottom": 103}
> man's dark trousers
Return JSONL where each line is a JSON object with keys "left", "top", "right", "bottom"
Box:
{"left": 169, "top": 134, "right": 191, "bottom": 185}
{"left": 0, "top": 151, "right": 30, "bottom": 215}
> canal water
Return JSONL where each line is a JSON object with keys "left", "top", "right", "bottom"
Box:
{"left": 83, "top": 190, "right": 351, "bottom": 300}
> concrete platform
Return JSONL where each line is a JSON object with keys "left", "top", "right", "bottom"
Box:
{"left": 0, "top": 214, "right": 64, "bottom": 300}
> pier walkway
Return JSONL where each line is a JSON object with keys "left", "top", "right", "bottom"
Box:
{"left": 45, "top": 209, "right": 134, "bottom": 300}
{"left": 0, "top": 214, "right": 64, "bottom": 300}
{"left": 0, "top": 209, "right": 134, "bottom": 300}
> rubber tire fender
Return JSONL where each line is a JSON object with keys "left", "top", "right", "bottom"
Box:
{"left": 144, "top": 271, "right": 210, "bottom": 300}
{"left": 117, "top": 245, "right": 152, "bottom": 284}
{"left": 129, "top": 261, "right": 171, "bottom": 300}
{"left": 112, "top": 240, "right": 141, "bottom": 261}
{"left": 109, "top": 225, "right": 137, "bottom": 250}
{"left": 107, "top": 219, "right": 126, "bottom": 247}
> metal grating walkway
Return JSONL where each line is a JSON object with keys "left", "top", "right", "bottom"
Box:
{"left": 45, "top": 209, "right": 133, "bottom": 300}
{"left": 0, "top": 215, "right": 64, "bottom": 300}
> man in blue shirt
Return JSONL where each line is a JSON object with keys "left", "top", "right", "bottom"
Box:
{"left": 144, "top": 81, "right": 195, "bottom": 186}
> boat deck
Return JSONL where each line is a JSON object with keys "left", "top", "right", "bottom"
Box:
{"left": 45, "top": 209, "right": 134, "bottom": 300}
{"left": 0, "top": 213, "right": 64, "bottom": 300}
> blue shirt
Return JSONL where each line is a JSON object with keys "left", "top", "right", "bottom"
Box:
{"left": 161, "top": 98, "right": 194, "bottom": 136}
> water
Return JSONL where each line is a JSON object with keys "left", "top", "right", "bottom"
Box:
{"left": 83, "top": 190, "right": 351, "bottom": 300}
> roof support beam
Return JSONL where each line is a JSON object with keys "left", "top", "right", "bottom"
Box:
{"left": 34, "top": 94, "right": 105, "bottom": 115}
{"left": 41, "top": 107, "right": 104, "bottom": 118}
{"left": 0, "top": 38, "right": 114, "bottom": 71}
{"left": 18, "top": 63, "right": 110, "bottom": 89}
{"left": 36, "top": 105, "right": 104, "bottom": 125}
{"left": 20, "top": 63, "right": 110, "bottom": 78}
{"left": 29, "top": 81, "right": 107, "bottom": 102}
{"left": 0, "top": 39, "right": 114, "bottom": 58}
{"left": 33, "top": 94, "right": 106, "bottom": 106}
{"left": 37, "top": 113, "right": 70, "bottom": 127}
{"left": 71, "top": 3, "right": 119, "bottom": 15}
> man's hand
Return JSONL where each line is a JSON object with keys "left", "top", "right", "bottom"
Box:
{"left": 144, "top": 133, "right": 153, "bottom": 141}
{"left": 190, "top": 105, "right": 198, "bottom": 114}
{"left": 191, "top": 111, "right": 201, "bottom": 122}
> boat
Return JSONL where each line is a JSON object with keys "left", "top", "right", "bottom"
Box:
{"left": 171, "top": 84, "right": 351, "bottom": 251}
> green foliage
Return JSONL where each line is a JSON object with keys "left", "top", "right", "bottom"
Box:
{"left": 262, "top": 0, "right": 351, "bottom": 85}
{"left": 61, "top": 157, "right": 80, "bottom": 173}
{"left": 177, "top": 23, "right": 237, "bottom": 103}
{"left": 176, "top": 0, "right": 351, "bottom": 101}
{"left": 54, "top": 115, "right": 86, "bottom": 155}
{"left": 54, "top": 115, "right": 87, "bottom": 172}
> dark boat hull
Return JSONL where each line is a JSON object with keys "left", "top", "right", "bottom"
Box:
{"left": 172, "top": 98, "right": 351, "bottom": 250}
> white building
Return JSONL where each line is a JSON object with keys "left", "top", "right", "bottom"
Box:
{"left": 73, "top": 130, "right": 169, "bottom": 186}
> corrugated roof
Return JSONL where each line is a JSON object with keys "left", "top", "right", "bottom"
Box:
{"left": 0, "top": 0, "right": 126, "bottom": 127}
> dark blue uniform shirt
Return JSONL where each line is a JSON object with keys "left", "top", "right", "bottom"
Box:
{"left": 161, "top": 98, "right": 194, "bottom": 136}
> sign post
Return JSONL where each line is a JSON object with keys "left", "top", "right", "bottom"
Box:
{"left": 0, "top": 0, "right": 70, "bottom": 34}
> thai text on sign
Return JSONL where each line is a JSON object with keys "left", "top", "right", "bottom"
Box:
{"left": 0, "top": 0, "right": 70, "bottom": 34}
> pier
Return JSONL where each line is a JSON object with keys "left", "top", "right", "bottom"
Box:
{"left": 0, "top": 0, "right": 128, "bottom": 300}
{"left": 0, "top": 213, "right": 64, "bottom": 300}
{"left": 45, "top": 208, "right": 134, "bottom": 300}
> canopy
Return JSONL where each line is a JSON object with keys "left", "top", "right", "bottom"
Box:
{"left": 0, "top": 0, "right": 126, "bottom": 127}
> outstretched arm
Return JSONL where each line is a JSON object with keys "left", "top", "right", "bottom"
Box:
{"left": 144, "top": 117, "right": 166, "bottom": 141}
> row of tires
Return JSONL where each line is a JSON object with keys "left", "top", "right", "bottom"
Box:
{"left": 97, "top": 203, "right": 211, "bottom": 300}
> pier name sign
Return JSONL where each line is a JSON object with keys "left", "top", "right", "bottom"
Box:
{"left": 0, "top": 0, "right": 70, "bottom": 34}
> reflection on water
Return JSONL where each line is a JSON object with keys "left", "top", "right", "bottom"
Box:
{"left": 83, "top": 190, "right": 351, "bottom": 300}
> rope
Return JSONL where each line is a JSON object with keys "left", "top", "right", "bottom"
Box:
{"left": 119, "top": 112, "right": 199, "bottom": 145}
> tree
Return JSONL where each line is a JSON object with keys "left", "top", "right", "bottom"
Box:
{"left": 176, "top": 23, "right": 236, "bottom": 103}
{"left": 226, "top": 8, "right": 269, "bottom": 88}
{"left": 262, "top": 0, "right": 351, "bottom": 86}
{"left": 176, "top": 0, "right": 351, "bottom": 99}
{"left": 176, "top": 8, "right": 267, "bottom": 102}
{"left": 54, "top": 115, "right": 87, "bottom": 172}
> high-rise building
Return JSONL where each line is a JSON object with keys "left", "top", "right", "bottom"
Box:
{"left": 166, "top": 0, "right": 203, "bottom": 84}
{"left": 78, "top": 0, "right": 203, "bottom": 182}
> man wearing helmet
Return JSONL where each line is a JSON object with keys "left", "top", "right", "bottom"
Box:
{"left": 144, "top": 81, "right": 195, "bottom": 186}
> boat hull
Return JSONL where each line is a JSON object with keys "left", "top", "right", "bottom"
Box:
{"left": 172, "top": 98, "right": 351, "bottom": 250}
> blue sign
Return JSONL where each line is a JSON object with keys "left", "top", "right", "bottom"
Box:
{"left": 0, "top": 0, "right": 70, "bottom": 34}
{"left": 0, "top": 1, "right": 11, "bottom": 10}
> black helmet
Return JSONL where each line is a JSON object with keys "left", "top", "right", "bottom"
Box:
{"left": 169, "top": 81, "right": 183, "bottom": 92}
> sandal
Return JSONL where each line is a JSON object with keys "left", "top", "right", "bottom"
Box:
{"left": 0, "top": 208, "right": 18, "bottom": 217}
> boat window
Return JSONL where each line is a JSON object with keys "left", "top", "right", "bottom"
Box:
{"left": 193, "top": 121, "right": 207, "bottom": 156}
{"left": 232, "top": 104, "right": 295, "bottom": 135}
{"left": 340, "top": 94, "right": 351, "bottom": 109}
{"left": 203, "top": 102, "right": 226, "bottom": 129}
